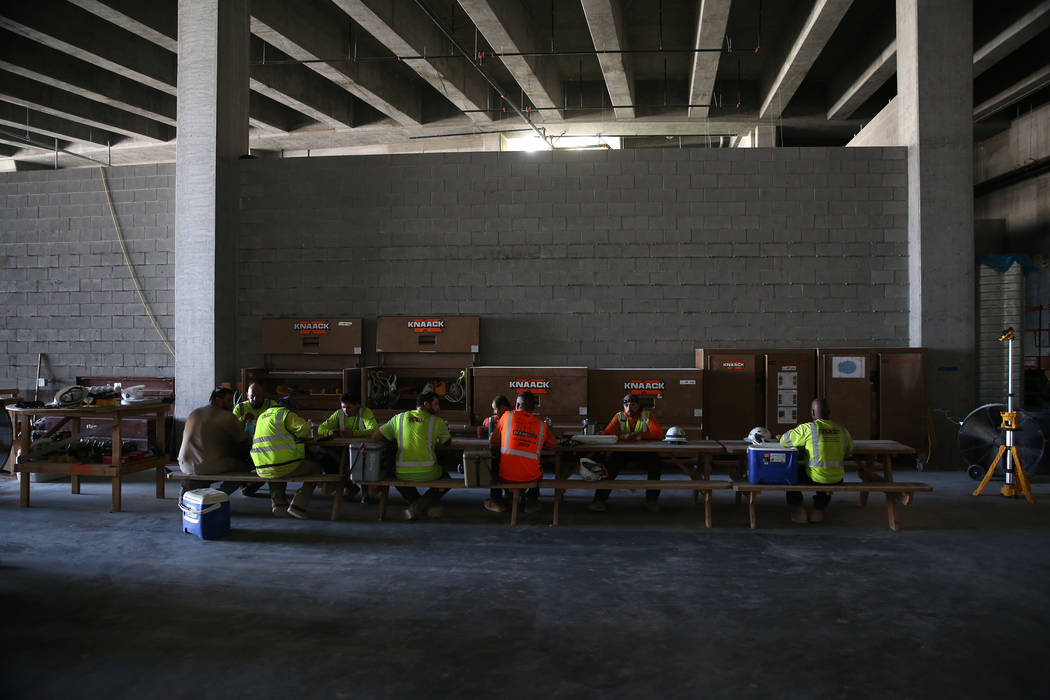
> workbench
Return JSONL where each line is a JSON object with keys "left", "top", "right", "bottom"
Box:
{"left": 5, "top": 401, "right": 170, "bottom": 512}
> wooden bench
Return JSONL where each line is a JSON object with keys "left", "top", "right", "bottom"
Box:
{"left": 731, "top": 482, "right": 933, "bottom": 531}
{"left": 166, "top": 470, "right": 347, "bottom": 521}
{"left": 544, "top": 478, "right": 733, "bottom": 527}
{"left": 365, "top": 478, "right": 542, "bottom": 525}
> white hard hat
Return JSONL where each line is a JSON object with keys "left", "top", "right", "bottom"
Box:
{"left": 746, "top": 426, "right": 773, "bottom": 445}
{"left": 577, "top": 458, "right": 607, "bottom": 481}
{"left": 663, "top": 426, "right": 687, "bottom": 443}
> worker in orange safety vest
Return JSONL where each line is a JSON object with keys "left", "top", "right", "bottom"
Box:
{"left": 485, "top": 391, "right": 555, "bottom": 514}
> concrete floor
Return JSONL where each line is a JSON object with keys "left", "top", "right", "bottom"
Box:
{"left": 2, "top": 468, "right": 1049, "bottom": 700}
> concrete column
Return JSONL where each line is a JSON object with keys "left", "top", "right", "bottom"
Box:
{"left": 896, "top": 0, "right": 974, "bottom": 465}
{"left": 175, "top": 0, "right": 249, "bottom": 419}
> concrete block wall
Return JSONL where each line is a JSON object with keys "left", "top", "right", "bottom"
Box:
{"left": 0, "top": 164, "right": 175, "bottom": 397}
{"left": 237, "top": 147, "right": 908, "bottom": 370}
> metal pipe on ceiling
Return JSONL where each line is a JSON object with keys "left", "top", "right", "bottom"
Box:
{"left": 0, "top": 126, "right": 110, "bottom": 167}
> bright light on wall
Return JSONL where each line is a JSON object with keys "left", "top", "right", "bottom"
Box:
{"left": 501, "top": 134, "right": 621, "bottom": 152}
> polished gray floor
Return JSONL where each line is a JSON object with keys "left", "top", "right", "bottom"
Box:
{"left": 2, "top": 469, "right": 1049, "bottom": 699}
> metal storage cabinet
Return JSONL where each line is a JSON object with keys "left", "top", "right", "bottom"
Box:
{"left": 818, "top": 349, "right": 879, "bottom": 440}
{"left": 587, "top": 368, "right": 703, "bottom": 434}
{"left": 366, "top": 315, "right": 479, "bottom": 427}
{"left": 243, "top": 317, "right": 363, "bottom": 424}
{"left": 375, "top": 315, "right": 479, "bottom": 368}
{"left": 472, "top": 367, "right": 587, "bottom": 428}
{"left": 764, "top": 350, "right": 818, "bottom": 431}
{"left": 878, "top": 349, "right": 927, "bottom": 451}
{"left": 261, "top": 318, "right": 362, "bottom": 370}
{"left": 695, "top": 350, "right": 764, "bottom": 440}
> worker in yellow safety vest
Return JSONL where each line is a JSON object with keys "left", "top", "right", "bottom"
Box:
{"left": 779, "top": 397, "right": 853, "bottom": 524}
{"left": 317, "top": 392, "right": 378, "bottom": 438}
{"left": 371, "top": 390, "right": 451, "bottom": 520}
{"left": 234, "top": 382, "right": 275, "bottom": 434}
{"left": 250, "top": 397, "right": 322, "bottom": 519}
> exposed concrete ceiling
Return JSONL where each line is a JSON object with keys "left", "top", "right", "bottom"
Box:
{"left": 0, "top": 0, "right": 1047, "bottom": 170}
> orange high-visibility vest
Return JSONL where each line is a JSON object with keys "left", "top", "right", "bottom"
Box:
{"left": 497, "top": 410, "right": 548, "bottom": 482}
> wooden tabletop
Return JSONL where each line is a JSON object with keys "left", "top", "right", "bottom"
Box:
{"left": 5, "top": 401, "right": 169, "bottom": 418}
{"left": 557, "top": 440, "right": 726, "bottom": 454}
{"left": 718, "top": 439, "right": 917, "bottom": 455}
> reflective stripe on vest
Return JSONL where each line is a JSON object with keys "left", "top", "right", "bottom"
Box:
{"left": 250, "top": 408, "right": 300, "bottom": 465}
{"left": 617, "top": 410, "right": 650, "bottom": 435}
{"left": 395, "top": 411, "right": 436, "bottom": 468}
{"left": 501, "top": 412, "right": 546, "bottom": 461}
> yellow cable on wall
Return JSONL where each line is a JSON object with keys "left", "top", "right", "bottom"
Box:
{"left": 98, "top": 166, "right": 176, "bottom": 360}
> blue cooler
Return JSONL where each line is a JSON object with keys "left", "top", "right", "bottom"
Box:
{"left": 179, "top": 488, "right": 231, "bottom": 539}
{"left": 747, "top": 445, "right": 799, "bottom": 485}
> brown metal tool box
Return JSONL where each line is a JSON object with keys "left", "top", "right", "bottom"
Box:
{"left": 587, "top": 368, "right": 703, "bottom": 435}
{"left": 375, "top": 315, "right": 479, "bottom": 369}
{"left": 472, "top": 367, "right": 588, "bottom": 428}
{"left": 261, "top": 317, "right": 362, "bottom": 370}
{"left": 695, "top": 349, "right": 764, "bottom": 440}
{"left": 240, "top": 367, "right": 360, "bottom": 425}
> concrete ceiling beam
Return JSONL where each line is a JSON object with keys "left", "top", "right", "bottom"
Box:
{"left": 687, "top": 0, "right": 732, "bottom": 119}
{"left": 0, "top": 101, "right": 120, "bottom": 146}
{"left": 0, "top": 30, "right": 176, "bottom": 126}
{"left": 251, "top": 0, "right": 423, "bottom": 126}
{"left": 248, "top": 91, "right": 311, "bottom": 134}
{"left": 0, "top": 70, "right": 173, "bottom": 142}
{"left": 580, "top": 0, "right": 635, "bottom": 120}
{"left": 457, "top": 0, "right": 564, "bottom": 119}
{"left": 759, "top": 0, "right": 853, "bottom": 120}
{"left": 974, "top": 64, "right": 1050, "bottom": 122}
{"left": 973, "top": 0, "right": 1050, "bottom": 77}
{"left": 67, "top": 0, "right": 178, "bottom": 53}
{"left": 0, "top": 0, "right": 177, "bottom": 95}
{"left": 332, "top": 0, "right": 493, "bottom": 124}
{"left": 251, "top": 62, "right": 356, "bottom": 129}
{"left": 826, "top": 39, "right": 896, "bottom": 120}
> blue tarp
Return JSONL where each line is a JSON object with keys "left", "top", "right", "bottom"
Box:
{"left": 976, "top": 254, "right": 1038, "bottom": 274}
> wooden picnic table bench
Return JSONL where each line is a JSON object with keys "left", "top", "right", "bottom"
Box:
{"left": 544, "top": 478, "right": 733, "bottom": 527}
{"left": 365, "top": 477, "right": 542, "bottom": 525}
{"left": 731, "top": 481, "right": 934, "bottom": 531}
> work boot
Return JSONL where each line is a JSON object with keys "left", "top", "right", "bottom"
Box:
{"left": 242, "top": 483, "right": 264, "bottom": 497}
{"left": 808, "top": 508, "right": 825, "bottom": 523}
{"left": 790, "top": 505, "right": 808, "bottom": 524}
{"left": 587, "top": 500, "right": 607, "bottom": 513}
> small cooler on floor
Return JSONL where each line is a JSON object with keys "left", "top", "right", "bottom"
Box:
{"left": 747, "top": 445, "right": 799, "bottom": 485}
{"left": 462, "top": 450, "right": 493, "bottom": 487}
{"left": 349, "top": 441, "right": 387, "bottom": 482}
{"left": 180, "top": 488, "right": 230, "bottom": 539}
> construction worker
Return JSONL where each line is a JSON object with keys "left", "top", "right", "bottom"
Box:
{"left": 485, "top": 391, "right": 554, "bottom": 514}
{"left": 589, "top": 394, "right": 664, "bottom": 513}
{"left": 316, "top": 393, "right": 378, "bottom": 501}
{"left": 370, "top": 391, "right": 451, "bottom": 520}
{"left": 234, "top": 382, "right": 275, "bottom": 435}
{"left": 317, "top": 392, "right": 377, "bottom": 438}
{"left": 250, "top": 397, "right": 322, "bottom": 519}
{"left": 481, "top": 395, "right": 512, "bottom": 511}
{"left": 177, "top": 387, "right": 251, "bottom": 495}
{"left": 233, "top": 382, "right": 276, "bottom": 496}
{"left": 780, "top": 397, "right": 854, "bottom": 524}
